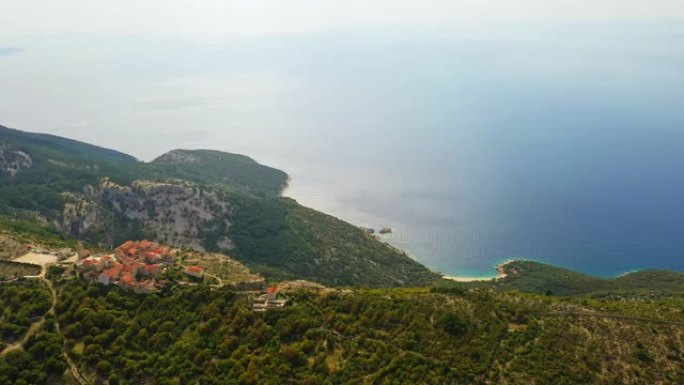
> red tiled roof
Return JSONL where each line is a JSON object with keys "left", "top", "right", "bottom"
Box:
{"left": 102, "top": 267, "right": 122, "bottom": 279}
{"left": 121, "top": 272, "right": 136, "bottom": 286}
{"left": 186, "top": 266, "right": 204, "bottom": 273}
{"left": 266, "top": 286, "right": 278, "bottom": 294}
{"left": 140, "top": 240, "right": 154, "bottom": 249}
{"left": 143, "top": 252, "right": 160, "bottom": 262}
{"left": 118, "top": 240, "right": 135, "bottom": 251}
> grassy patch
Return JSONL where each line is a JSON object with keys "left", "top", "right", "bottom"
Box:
{"left": 0, "top": 260, "right": 40, "bottom": 280}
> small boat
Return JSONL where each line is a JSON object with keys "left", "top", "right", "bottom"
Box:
{"left": 379, "top": 227, "right": 393, "bottom": 234}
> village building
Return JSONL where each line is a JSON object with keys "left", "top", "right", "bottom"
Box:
{"left": 114, "top": 248, "right": 126, "bottom": 261}
{"left": 75, "top": 240, "right": 201, "bottom": 294}
{"left": 98, "top": 263, "right": 123, "bottom": 285}
{"left": 100, "top": 255, "right": 115, "bottom": 268}
{"left": 119, "top": 272, "right": 137, "bottom": 289}
{"left": 79, "top": 248, "right": 91, "bottom": 259}
{"left": 252, "top": 286, "right": 287, "bottom": 312}
{"left": 118, "top": 240, "right": 135, "bottom": 252}
{"left": 142, "top": 251, "right": 161, "bottom": 264}
{"left": 142, "top": 264, "right": 161, "bottom": 277}
{"left": 185, "top": 265, "right": 204, "bottom": 278}
{"left": 77, "top": 258, "right": 98, "bottom": 271}
{"left": 122, "top": 258, "right": 145, "bottom": 274}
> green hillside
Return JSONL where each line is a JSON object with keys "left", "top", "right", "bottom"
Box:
{"left": 0, "top": 125, "right": 435, "bottom": 287}
{"left": 436, "top": 260, "right": 684, "bottom": 296}
{"left": 150, "top": 149, "right": 288, "bottom": 197}
{"left": 0, "top": 125, "right": 136, "bottom": 165}
{"left": 0, "top": 125, "right": 144, "bottom": 217}
{"left": 0, "top": 192, "right": 682, "bottom": 385}
{"left": 615, "top": 269, "right": 684, "bottom": 293}
{"left": 230, "top": 197, "right": 438, "bottom": 286}
{"left": 2, "top": 278, "right": 682, "bottom": 385}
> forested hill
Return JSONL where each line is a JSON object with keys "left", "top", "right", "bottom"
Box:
{"left": 436, "top": 260, "right": 684, "bottom": 296}
{"left": 0, "top": 124, "right": 437, "bottom": 287}
{"left": 151, "top": 149, "right": 288, "bottom": 197}
{"left": 0, "top": 125, "right": 136, "bottom": 165}
{"left": 1, "top": 278, "right": 682, "bottom": 385}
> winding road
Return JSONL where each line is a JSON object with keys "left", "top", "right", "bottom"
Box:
{"left": 0, "top": 262, "right": 92, "bottom": 384}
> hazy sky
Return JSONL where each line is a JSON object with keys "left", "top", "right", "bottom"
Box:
{"left": 1, "top": 0, "right": 683, "bottom": 37}
{"left": 0, "top": 1, "right": 682, "bottom": 162}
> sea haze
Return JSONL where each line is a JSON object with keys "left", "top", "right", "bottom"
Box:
{"left": 1, "top": 22, "right": 683, "bottom": 277}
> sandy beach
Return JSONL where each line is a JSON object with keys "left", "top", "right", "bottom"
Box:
{"left": 443, "top": 275, "right": 496, "bottom": 282}
{"left": 443, "top": 260, "right": 518, "bottom": 282}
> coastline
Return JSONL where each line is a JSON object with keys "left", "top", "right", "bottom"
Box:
{"left": 281, "top": 173, "right": 437, "bottom": 267}
{"left": 282, "top": 171, "right": 645, "bottom": 280}
{"left": 282, "top": 172, "right": 528, "bottom": 280}
{"left": 443, "top": 259, "right": 517, "bottom": 282}
{"left": 442, "top": 275, "right": 495, "bottom": 282}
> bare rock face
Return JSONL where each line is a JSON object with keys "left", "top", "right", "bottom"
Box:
{"left": 61, "top": 194, "right": 102, "bottom": 236}
{"left": 153, "top": 149, "right": 198, "bottom": 164}
{"left": 60, "top": 179, "right": 235, "bottom": 251}
{"left": 0, "top": 142, "right": 32, "bottom": 178}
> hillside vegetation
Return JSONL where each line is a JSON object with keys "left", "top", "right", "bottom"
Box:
{"left": 230, "top": 198, "right": 438, "bottom": 286}
{"left": 0, "top": 125, "right": 435, "bottom": 287}
{"left": 1, "top": 277, "right": 682, "bottom": 385}
{"left": 151, "top": 149, "right": 288, "bottom": 197}
{"left": 436, "top": 260, "right": 684, "bottom": 296}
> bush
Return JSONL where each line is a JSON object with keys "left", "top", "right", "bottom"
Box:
{"left": 438, "top": 313, "right": 468, "bottom": 337}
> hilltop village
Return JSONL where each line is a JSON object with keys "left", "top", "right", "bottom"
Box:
{"left": 3, "top": 235, "right": 292, "bottom": 312}
{"left": 75, "top": 240, "right": 206, "bottom": 294}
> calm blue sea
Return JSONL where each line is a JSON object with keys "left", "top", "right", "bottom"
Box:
{"left": 1, "top": 22, "right": 683, "bottom": 277}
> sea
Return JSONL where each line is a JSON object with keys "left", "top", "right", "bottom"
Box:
{"left": 1, "top": 21, "right": 683, "bottom": 277}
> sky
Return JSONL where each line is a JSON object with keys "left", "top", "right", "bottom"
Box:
{"left": 1, "top": 0, "right": 683, "bottom": 38}
{"left": 1, "top": 0, "right": 681, "bottom": 161}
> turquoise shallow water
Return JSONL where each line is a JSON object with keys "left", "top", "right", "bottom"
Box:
{"left": 1, "top": 23, "right": 683, "bottom": 277}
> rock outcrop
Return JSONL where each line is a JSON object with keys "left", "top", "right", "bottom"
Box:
{"left": 60, "top": 179, "right": 235, "bottom": 251}
{"left": 0, "top": 142, "right": 32, "bottom": 178}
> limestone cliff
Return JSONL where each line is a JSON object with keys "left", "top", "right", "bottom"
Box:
{"left": 60, "top": 179, "right": 235, "bottom": 251}
{"left": 0, "top": 143, "right": 32, "bottom": 178}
